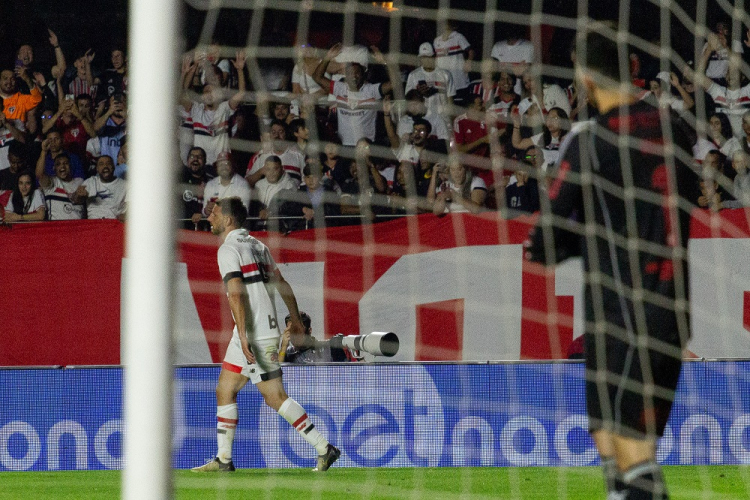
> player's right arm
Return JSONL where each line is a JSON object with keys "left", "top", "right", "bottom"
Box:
{"left": 218, "top": 244, "right": 255, "bottom": 363}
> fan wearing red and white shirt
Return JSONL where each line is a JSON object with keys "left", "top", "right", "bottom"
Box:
{"left": 433, "top": 21, "right": 474, "bottom": 96}
{"left": 405, "top": 43, "right": 455, "bottom": 129}
{"left": 491, "top": 30, "right": 535, "bottom": 95}
{"left": 312, "top": 44, "right": 397, "bottom": 146}
{"left": 245, "top": 120, "right": 304, "bottom": 188}
{"left": 35, "top": 150, "right": 83, "bottom": 220}
{"left": 180, "top": 50, "right": 247, "bottom": 166}
{"left": 698, "top": 38, "right": 750, "bottom": 136}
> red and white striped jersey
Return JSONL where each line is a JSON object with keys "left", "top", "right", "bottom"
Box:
{"left": 330, "top": 81, "right": 383, "bottom": 146}
{"left": 433, "top": 31, "right": 471, "bottom": 90}
{"left": 706, "top": 82, "right": 750, "bottom": 136}
{"left": 217, "top": 228, "right": 280, "bottom": 342}
{"left": 190, "top": 100, "right": 232, "bottom": 166}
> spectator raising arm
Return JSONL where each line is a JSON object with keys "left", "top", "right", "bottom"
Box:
{"left": 227, "top": 50, "right": 247, "bottom": 110}
{"left": 311, "top": 43, "right": 343, "bottom": 92}
{"left": 35, "top": 136, "right": 53, "bottom": 190}
{"left": 48, "top": 29, "right": 67, "bottom": 79}
{"left": 382, "top": 96, "right": 401, "bottom": 149}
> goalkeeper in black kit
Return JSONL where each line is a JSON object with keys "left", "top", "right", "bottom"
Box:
{"left": 525, "top": 26, "right": 701, "bottom": 500}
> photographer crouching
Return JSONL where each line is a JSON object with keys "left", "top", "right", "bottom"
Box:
{"left": 280, "top": 312, "right": 362, "bottom": 363}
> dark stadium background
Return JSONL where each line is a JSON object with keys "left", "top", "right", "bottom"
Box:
{"left": 0, "top": 0, "right": 738, "bottom": 89}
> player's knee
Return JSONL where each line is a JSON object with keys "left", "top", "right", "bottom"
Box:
{"left": 215, "top": 383, "right": 239, "bottom": 405}
{"left": 263, "top": 391, "right": 287, "bottom": 411}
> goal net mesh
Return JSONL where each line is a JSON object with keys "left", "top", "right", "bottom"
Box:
{"left": 172, "top": 0, "right": 750, "bottom": 497}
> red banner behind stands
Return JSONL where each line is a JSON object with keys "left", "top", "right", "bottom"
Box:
{"left": 2, "top": 210, "right": 749, "bottom": 366}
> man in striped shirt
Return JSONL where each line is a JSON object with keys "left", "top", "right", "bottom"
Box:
{"left": 192, "top": 197, "right": 340, "bottom": 473}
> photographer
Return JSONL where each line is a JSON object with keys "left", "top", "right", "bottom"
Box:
{"left": 280, "top": 312, "right": 360, "bottom": 363}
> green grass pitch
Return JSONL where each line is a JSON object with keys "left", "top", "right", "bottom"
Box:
{"left": 1, "top": 466, "right": 748, "bottom": 499}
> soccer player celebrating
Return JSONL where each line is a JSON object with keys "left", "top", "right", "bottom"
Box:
{"left": 192, "top": 197, "right": 340, "bottom": 472}
{"left": 525, "top": 25, "right": 701, "bottom": 500}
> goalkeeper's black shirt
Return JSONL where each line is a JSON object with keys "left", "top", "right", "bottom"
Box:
{"left": 525, "top": 100, "right": 701, "bottom": 344}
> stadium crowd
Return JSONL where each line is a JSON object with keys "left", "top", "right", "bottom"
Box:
{"left": 2, "top": 19, "right": 750, "bottom": 228}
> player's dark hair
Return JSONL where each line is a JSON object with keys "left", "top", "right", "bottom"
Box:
{"left": 217, "top": 197, "right": 247, "bottom": 227}
{"left": 581, "top": 27, "right": 623, "bottom": 84}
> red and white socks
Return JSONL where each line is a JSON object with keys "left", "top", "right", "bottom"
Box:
{"left": 278, "top": 397, "right": 329, "bottom": 455}
{"left": 216, "top": 403, "right": 238, "bottom": 463}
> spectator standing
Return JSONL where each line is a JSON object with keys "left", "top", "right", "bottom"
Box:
{"left": 702, "top": 22, "right": 745, "bottom": 86}
{"left": 405, "top": 43, "right": 455, "bottom": 131}
{"left": 101, "top": 47, "right": 128, "bottom": 101}
{"left": 0, "top": 67, "right": 42, "bottom": 132}
{"left": 43, "top": 89, "right": 95, "bottom": 161}
{"left": 453, "top": 95, "right": 491, "bottom": 160}
{"left": 66, "top": 49, "right": 98, "bottom": 100}
{"left": 491, "top": 28, "right": 535, "bottom": 94}
{"left": 0, "top": 100, "right": 26, "bottom": 171}
{"left": 433, "top": 20, "right": 474, "bottom": 105}
{"left": 698, "top": 37, "right": 750, "bottom": 136}
{"left": 181, "top": 51, "right": 247, "bottom": 167}
{"left": 40, "top": 129, "right": 85, "bottom": 179}
{"left": 312, "top": 44, "right": 397, "bottom": 146}
{"left": 89, "top": 94, "right": 127, "bottom": 176}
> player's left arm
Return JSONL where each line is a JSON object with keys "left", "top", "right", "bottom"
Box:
{"left": 269, "top": 268, "right": 304, "bottom": 336}
{"left": 525, "top": 129, "right": 585, "bottom": 265}
{"left": 225, "top": 276, "right": 255, "bottom": 363}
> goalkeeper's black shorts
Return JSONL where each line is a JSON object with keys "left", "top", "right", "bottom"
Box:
{"left": 584, "top": 325, "right": 683, "bottom": 440}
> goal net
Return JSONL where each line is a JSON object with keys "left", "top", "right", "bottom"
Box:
{"left": 126, "top": 0, "right": 750, "bottom": 498}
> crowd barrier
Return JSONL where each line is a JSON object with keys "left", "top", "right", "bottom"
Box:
{"left": 1, "top": 360, "right": 748, "bottom": 471}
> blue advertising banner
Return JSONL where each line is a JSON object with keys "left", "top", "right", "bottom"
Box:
{"left": 1, "top": 362, "right": 749, "bottom": 471}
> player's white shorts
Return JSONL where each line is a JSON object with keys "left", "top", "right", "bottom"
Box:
{"left": 222, "top": 335, "right": 282, "bottom": 385}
